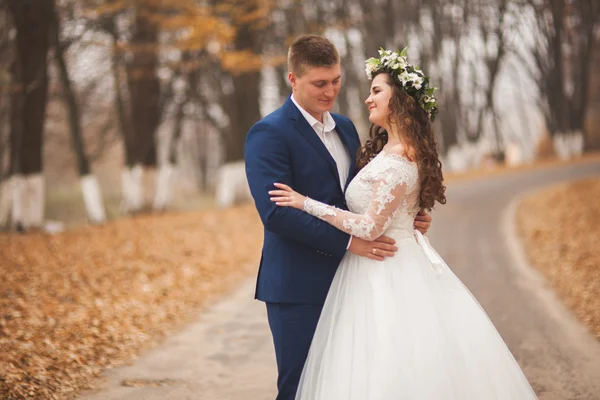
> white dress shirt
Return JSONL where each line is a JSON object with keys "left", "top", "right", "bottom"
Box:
{"left": 291, "top": 95, "right": 353, "bottom": 249}
{"left": 291, "top": 95, "right": 351, "bottom": 191}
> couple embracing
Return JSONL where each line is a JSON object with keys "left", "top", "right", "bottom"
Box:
{"left": 244, "top": 35, "right": 537, "bottom": 400}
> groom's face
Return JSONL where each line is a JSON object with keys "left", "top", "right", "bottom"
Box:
{"left": 288, "top": 64, "right": 342, "bottom": 121}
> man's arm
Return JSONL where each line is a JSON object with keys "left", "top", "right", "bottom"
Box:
{"left": 414, "top": 210, "right": 432, "bottom": 234}
{"left": 245, "top": 123, "right": 350, "bottom": 257}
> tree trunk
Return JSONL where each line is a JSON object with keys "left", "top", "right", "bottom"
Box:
{"left": 121, "top": 5, "right": 161, "bottom": 212}
{"left": 7, "top": 0, "right": 53, "bottom": 230}
{"left": 226, "top": 71, "right": 261, "bottom": 163}
{"left": 153, "top": 88, "right": 187, "bottom": 211}
{"left": 121, "top": 164, "right": 144, "bottom": 213}
{"left": 54, "top": 33, "right": 90, "bottom": 176}
{"left": 127, "top": 5, "right": 160, "bottom": 168}
{"left": 0, "top": 9, "right": 10, "bottom": 188}
{"left": 153, "top": 163, "right": 173, "bottom": 211}
{"left": 52, "top": 3, "right": 106, "bottom": 224}
{"left": 223, "top": 7, "right": 262, "bottom": 163}
{"left": 214, "top": 15, "right": 262, "bottom": 207}
{"left": 102, "top": 19, "right": 143, "bottom": 213}
{"left": 0, "top": 178, "right": 13, "bottom": 229}
{"left": 575, "top": 0, "right": 599, "bottom": 152}
{"left": 526, "top": 0, "right": 597, "bottom": 157}
{"left": 102, "top": 17, "right": 136, "bottom": 166}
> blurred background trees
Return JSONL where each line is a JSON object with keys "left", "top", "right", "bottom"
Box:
{"left": 0, "top": 0, "right": 598, "bottom": 231}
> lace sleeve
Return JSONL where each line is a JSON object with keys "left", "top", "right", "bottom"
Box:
{"left": 303, "top": 153, "right": 418, "bottom": 241}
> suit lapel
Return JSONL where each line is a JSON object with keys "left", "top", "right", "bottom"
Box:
{"left": 285, "top": 98, "right": 342, "bottom": 187}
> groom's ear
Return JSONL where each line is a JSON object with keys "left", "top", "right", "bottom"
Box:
{"left": 288, "top": 72, "right": 296, "bottom": 90}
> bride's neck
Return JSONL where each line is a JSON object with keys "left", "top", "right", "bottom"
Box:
{"left": 384, "top": 124, "right": 406, "bottom": 145}
{"left": 383, "top": 123, "right": 417, "bottom": 161}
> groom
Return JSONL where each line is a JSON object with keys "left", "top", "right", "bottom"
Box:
{"left": 245, "top": 35, "right": 432, "bottom": 399}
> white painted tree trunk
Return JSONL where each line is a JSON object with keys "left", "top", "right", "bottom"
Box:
{"left": 81, "top": 174, "right": 106, "bottom": 224}
{"left": 153, "top": 163, "right": 174, "bottom": 211}
{"left": 142, "top": 166, "right": 156, "bottom": 211}
{"left": 25, "top": 174, "right": 45, "bottom": 229}
{"left": 554, "top": 132, "right": 571, "bottom": 160}
{"left": 215, "top": 161, "right": 252, "bottom": 208}
{"left": 0, "top": 177, "right": 12, "bottom": 229}
{"left": 0, "top": 178, "right": 14, "bottom": 228}
{"left": 505, "top": 141, "right": 524, "bottom": 167}
{"left": 121, "top": 164, "right": 144, "bottom": 213}
{"left": 446, "top": 144, "right": 472, "bottom": 172}
{"left": 10, "top": 174, "right": 45, "bottom": 229}
{"left": 10, "top": 175, "right": 25, "bottom": 229}
{"left": 553, "top": 131, "right": 584, "bottom": 160}
{"left": 571, "top": 130, "right": 584, "bottom": 157}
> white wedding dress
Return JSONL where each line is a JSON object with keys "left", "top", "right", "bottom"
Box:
{"left": 295, "top": 149, "right": 537, "bottom": 400}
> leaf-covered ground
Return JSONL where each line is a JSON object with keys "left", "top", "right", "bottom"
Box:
{"left": 517, "top": 176, "right": 600, "bottom": 339}
{"left": 0, "top": 205, "right": 263, "bottom": 399}
{"left": 2, "top": 160, "right": 599, "bottom": 399}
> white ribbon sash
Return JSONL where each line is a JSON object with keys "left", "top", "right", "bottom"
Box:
{"left": 414, "top": 230, "right": 445, "bottom": 275}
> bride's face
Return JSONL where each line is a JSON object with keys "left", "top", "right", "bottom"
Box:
{"left": 365, "top": 74, "right": 393, "bottom": 127}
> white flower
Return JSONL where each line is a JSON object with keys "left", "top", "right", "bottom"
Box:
{"left": 409, "top": 73, "right": 423, "bottom": 85}
{"left": 397, "top": 57, "right": 407, "bottom": 69}
{"left": 398, "top": 71, "right": 411, "bottom": 85}
{"left": 364, "top": 58, "right": 381, "bottom": 79}
{"left": 413, "top": 75, "right": 423, "bottom": 88}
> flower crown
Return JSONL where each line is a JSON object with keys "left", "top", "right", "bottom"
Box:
{"left": 365, "top": 47, "right": 438, "bottom": 122}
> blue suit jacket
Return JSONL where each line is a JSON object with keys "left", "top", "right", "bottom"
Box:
{"left": 245, "top": 96, "right": 362, "bottom": 305}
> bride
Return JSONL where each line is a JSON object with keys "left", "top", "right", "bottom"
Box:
{"left": 268, "top": 49, "right": 537, "bottom": 399}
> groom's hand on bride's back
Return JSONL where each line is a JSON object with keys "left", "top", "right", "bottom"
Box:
{"left": 349, "top": 236, "right": 398, "bottom": 261}
{"left": 414, "top": 210, "right": 432, "bottom": 235}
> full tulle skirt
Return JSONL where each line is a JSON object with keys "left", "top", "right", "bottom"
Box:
{"left": 295, "top": 231, "right": 537, "bottom": 400}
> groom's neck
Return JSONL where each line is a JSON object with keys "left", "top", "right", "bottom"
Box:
{"left": 292, "top": 94, "right": 325, "bottom": 123}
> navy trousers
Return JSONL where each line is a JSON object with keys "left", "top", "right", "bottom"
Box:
{"left": 266, "top": 302, "right": 324, "bottom": 400}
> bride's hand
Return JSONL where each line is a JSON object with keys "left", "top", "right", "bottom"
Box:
{"left": 269, "top": 183, "right": 307, "bottom": 210}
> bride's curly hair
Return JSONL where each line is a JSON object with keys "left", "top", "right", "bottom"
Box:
{"left": 355, "top": 71, "right": 446, "bottom": 211}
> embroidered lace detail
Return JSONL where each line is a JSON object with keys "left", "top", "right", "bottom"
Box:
{"left": 343, "top": 218, "right": 376, "bottom": 238}
{"left": 304, "top": 198, "right": 338, "bottom": 218}
{"left": 302, "top": 151, "right": 420, "bottom": 241}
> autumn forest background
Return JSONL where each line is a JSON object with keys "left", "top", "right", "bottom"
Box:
{"left": 0, "top": 0, "right": 598, "bottom": 231}
{"left": 1, "top": 1, "right": 600, "bottom": 399}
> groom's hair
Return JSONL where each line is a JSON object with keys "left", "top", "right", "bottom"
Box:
{"left": 288, "top": 35, "right": 340, "bottom": 77}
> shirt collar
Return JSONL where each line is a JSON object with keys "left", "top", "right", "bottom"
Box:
{"left": 291, "top": 95, "right": 336, "bottom": 132}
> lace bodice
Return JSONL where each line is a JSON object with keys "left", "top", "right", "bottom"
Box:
{"left": 304, "top": 150, "right": 420, "bottom": 241}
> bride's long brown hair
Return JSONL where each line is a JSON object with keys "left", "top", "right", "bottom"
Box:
{"left": 356, "top": 72, "right": 446, "bottom": 211}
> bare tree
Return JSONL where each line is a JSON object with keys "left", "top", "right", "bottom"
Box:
{"left": 519, "top": 0, "right": 600, "bottom": 155}
{"left": 5, "top": 0, "right": 54, "bottom": 230}
{"left": 127, "top": 4, "right": 160, "bottom": 169}
{"left": 418, "top": 0, "right": 464, "bottom": 153}
{"left": 0, "top": 4, "right": 11, "bottom": 180}
{"left": 0, "top": 3, "right": 13, "bottom": 228}
{"left": 51, "top": 0, "right": 106, "bottom": 223}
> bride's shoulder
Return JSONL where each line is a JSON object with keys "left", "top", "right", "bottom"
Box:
{"left": 383, "top": 144, "right": 416, "bottom": 164}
